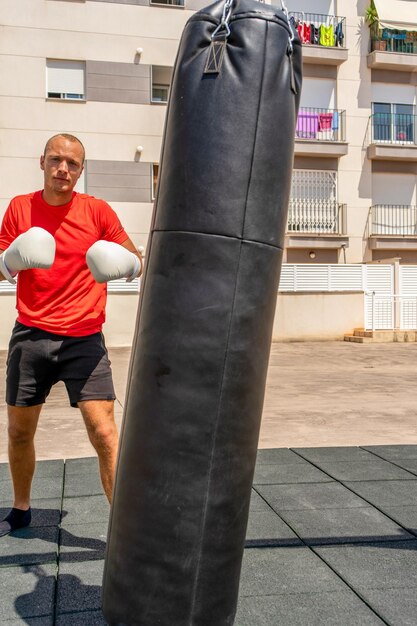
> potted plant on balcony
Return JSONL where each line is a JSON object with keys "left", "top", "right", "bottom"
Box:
{"left": 365, "top": 2, "right": 386, "bottom": 51}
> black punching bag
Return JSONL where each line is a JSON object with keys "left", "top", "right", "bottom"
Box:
{"left": 103, "top": 0, "right": 301, "bottom": 623}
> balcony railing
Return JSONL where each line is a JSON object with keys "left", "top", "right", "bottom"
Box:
{"left": 150, "top": 0, "right": 184, "bottom": 5}
{"left": 371, "top": 205, "right": 417, "bottom": 236}
{"left": 296, "top": 108, "right": 345, "bottom": 142}
{"left": 370, "top": 26, "right": 417, "bottom": 54}
{"left": 287, "top": 201, "right": 346, "bottom": 234}
{"left": 289, "top": 12, "right": 346, "bottom": 47}
{"left": 369, "top": 113, "right": 416, "bottom": 146}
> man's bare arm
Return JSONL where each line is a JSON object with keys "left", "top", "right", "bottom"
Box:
{"left": 0, "top": 249, "right": 5, "bottom": 281}
{"left": 121, "top": 238, "right": 144, "bottom": 277}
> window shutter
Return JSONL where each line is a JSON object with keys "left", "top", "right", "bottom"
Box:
{"left": 47, "top": 60, "right": 85, "bottom": 96}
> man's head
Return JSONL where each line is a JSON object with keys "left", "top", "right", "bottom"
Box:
{"left": 40, "top": 134, "right": 85, "bottom": 205}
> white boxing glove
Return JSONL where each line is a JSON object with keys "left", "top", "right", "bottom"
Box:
{"left": 0, "top": 227, "right": 56, "bottom": 285}
{"left": 86, "top": 240, "right": 141, "bottom": 283}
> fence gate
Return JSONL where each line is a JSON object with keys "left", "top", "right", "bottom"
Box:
{"left": 399, "top": 266, "right": 417, "bottom": 329}
{"left": 364, "top": 265, "right": 394, "bottom": 330}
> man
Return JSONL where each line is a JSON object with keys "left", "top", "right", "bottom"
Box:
{"left": 0, "top": 133, "right": 143, "bottom": 536}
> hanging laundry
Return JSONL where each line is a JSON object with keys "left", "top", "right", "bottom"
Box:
{"left": 297, "top": 22, "right": 311, "bottom": 44}
{"left": 296, "top": 110, "right": 319, "bottom": 139}
{"left": 310, "top": 24, "right": 320, "bottom": 45}
{"left": 318, "top": 112, "right": 333, "bottom": 131}
{"left": 320, "top": 24, "right": 335, "bottom": 47}
{"left": 289, "top": 15, "right": 297, "bottom": 30}
{"left": 331, "top": 110, "right": 339, "bottom": 131}
{"left": 335, "top": 21, "right": 344, "bottom": 47}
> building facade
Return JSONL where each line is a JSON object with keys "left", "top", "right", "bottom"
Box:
{"left": 1, "top": 0, "right": 417, "bottom": 343}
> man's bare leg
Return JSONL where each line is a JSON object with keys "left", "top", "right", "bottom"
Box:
{"left": 8, "top": 404, "right": 42, "bottom": 509}
{"left": 0, "top": 404, "right": 42, "bottom": 535}
{"left": 78, "top": 399, "right": 119, "bottom": 503}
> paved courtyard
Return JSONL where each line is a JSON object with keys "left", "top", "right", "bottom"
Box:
{"left": 2, "top": 341, "right": 417, "bottom": 462}
{"left": 1, "top": 342, "right": 417, "bottom": 624}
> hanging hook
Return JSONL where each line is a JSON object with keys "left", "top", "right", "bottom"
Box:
{"left": 211, "top": 0, "right": 234, "bottom": 39}
{"left": 280, "top": 0, "right": 295, "bottom": 53}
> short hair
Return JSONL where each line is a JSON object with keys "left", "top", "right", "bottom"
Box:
{"left": 43, "top": 133, "right": 85, "bottom": 164}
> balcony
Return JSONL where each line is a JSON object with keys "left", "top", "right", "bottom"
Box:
{"left": 369, "top": 205, "right": 417, "bottom": 250}
{"left": 286, "top": 201, "right": 348, "bottom": 249}
{"left": 289, "top": 11, "right": 348, "bottom": 65}
{"left": 294, "top": 107, "right": 348, "bottom": 158}
{"left": 367, "top": 113, "right": 417, "bottom": 161}
{"left": 368, "top": 27, "right": 417, "bottom": 71}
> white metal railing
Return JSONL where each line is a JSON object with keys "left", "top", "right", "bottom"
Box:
{"left": 371, "top": 205, "right": 417, "bottom": 236}
{"left": 365, "top": 292, "right": 417, "bottom": 331}
{"left": 287, "top": 201, "right": 346, "bottom": 234}
{"left": 150, "top": 0, "right": 184, "bottom": 5}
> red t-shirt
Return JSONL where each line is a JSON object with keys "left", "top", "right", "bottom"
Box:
{"left": 0, "top": 191, "right": 129, "bottom": 336}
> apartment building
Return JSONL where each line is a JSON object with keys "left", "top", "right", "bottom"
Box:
{"left": 287, "top": 0, "right": 417, "bottom": 266}
{"left": 0, "top": 0, "right": 416, "bottom": 343}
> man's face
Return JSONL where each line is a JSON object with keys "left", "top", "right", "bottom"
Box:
{"left": 40, "top": 137, "right": 84, "bottom": 197}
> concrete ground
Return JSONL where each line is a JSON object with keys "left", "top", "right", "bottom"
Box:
{"left": 1, "top": 341, "right": 417, "bottom": 461}
{"left": 1, "top": 341, "right": 417, "bottom": 624}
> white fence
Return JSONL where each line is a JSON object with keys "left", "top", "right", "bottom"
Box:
{"left": 280, "top": 263, "right": 393, "bottom": 290}
{"left": 366, "top": 294, "right": 417, "bottom": 331}
{"left": 4, "top": 263, "right": 417, "bottom": 331}
{"left": 279, "top": 264, "right": 396, "bottom": 330}
{"left": 0, "top": 277, "right": 139, "bottom": 294}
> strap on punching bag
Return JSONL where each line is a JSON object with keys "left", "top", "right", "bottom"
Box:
{"left": 204, "top": 0, "right": 233, "bottom": 74}
{"left": 205, "top": 0, "right": 298, "bottom": 94}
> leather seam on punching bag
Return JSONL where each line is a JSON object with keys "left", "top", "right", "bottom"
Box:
{"left": 152, "top": 229, "right": 284, "bottom": 251}
{"left": 187, "top": 243, "right": 244, "bottom": 626}
{"left": 187, "top": 19, "right": 268, "bottom": 624}
{"left": 189, "top": 12, "right": 293, "bottom": 37}
{"left": 241, "top": 19, "right": 268, "bottom": 241}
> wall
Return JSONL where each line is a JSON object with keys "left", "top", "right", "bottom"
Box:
{"left": 0, "top": 291, "right": 364, "bottom": 350}
{"left": 336, "top": 0, "right": 373, "bottom": 264}
{"left": 103, "top": 292, "right": 139, "bottom": 346}
{"left": 272, "top": 292, "right": 364, "bottom": 341}
{"left": 0, "top": 296, "right": 18, "bottom": 350}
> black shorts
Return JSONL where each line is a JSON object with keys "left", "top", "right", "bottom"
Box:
{"left": 6, "top": 322, "right": 116, "bottom": 408}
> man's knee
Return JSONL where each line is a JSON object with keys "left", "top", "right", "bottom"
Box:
{"left": 91, "top": 421, "right": 118, "bottom": 445}
{"left": 79, "top": 400, "right": 118, "bottom": 450}
{"left": 8, "top": 421, "right": 35, "bottom": 446}
{"left": 7, "top": 405, "right": 41, "bottom": 445}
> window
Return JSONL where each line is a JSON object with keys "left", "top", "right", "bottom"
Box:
{"left": 152, "top": 164, "right": 159, "bottom": 199}
{"left": 291, "top": 169, "right": 337, "bottom": 205}
{"left": 46, "top": 59, "right": 85, "bottom": 100}
{"left": 372, "top": 102, "right": 415, "bottom": 144}
{"left": 152, "top": 85, "right": 169, "bottom": 103}
{"left": 151, "top": 66, "right": 173, "bottom": 103}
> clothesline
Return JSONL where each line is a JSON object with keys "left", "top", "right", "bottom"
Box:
{"left": 289, "top": 14, "right": 344, "bottom": 47}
